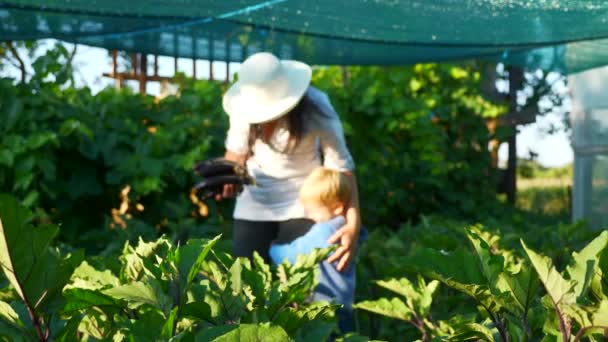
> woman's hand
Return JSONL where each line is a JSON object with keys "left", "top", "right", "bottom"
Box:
{"left": 215, "top": 183, "right": 238, "bottom": 200}
{"left": 326, "top": 170, "right": 361, "bottom": 272}
{"left": 327, "top": 223, "right": 359, "bottom": 272}
{"left": 215, "top": 150, "right": 248, "bottom": 201}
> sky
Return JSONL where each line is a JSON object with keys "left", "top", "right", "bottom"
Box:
{"left": 3, "top": 41, "right": 573, "bottom": 168}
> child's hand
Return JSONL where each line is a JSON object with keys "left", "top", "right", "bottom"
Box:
{"left": 326, "top": 223, "right": 359, "bottom": 272}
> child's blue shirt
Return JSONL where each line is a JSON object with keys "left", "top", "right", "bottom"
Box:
{"left": 269, "top": 216, "right": 346, "bottom": 265}
{"left": 269, "top": 216, "right": 367, "bottom": 311}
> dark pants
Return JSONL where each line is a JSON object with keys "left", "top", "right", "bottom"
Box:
{"left": 232, "top": 218, "right": 315, "bottom": 262}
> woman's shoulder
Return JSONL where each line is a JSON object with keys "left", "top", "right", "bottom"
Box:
{"left": 307, "top": 86, "right": 333, "bottom": 113}
{"left": 305, "top": 86, "right": 340, "bottom": 125}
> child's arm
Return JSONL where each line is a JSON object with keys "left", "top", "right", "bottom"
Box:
{"left": 269, "top": 217, "right": 345, "bottom": 265}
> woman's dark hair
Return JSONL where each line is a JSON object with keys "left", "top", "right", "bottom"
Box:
{"left": 248, "top": 93, "right": 321, "bottom": 154}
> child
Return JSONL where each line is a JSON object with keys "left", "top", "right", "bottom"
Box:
{"left": 269, "top": 167, "right": 366, "bottom": 333}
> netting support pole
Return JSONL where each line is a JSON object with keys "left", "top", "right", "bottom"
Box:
{"left": 192, "top": 37, "right": 197, "bottom": 80}
{"left": 154, "top": 55, "right": 159, "bottom": 77}
{"left": 506, "top": 66, "right": 524, "bottom": 205}
{"left": 131, "top": 53, "right": 138, "bottom": 77}
{"left": 139, "top": 54, "right": 147, "bottom": 94}
{"left": 226, "top": 41, "right": 231, "bottom": 84}
{"left": 209, "top": 35, "right": 214, "bottom": 81}
{"left": 111, "top": 50, "right": 124, "bottom": 89}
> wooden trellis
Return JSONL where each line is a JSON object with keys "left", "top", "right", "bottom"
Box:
{"left": 103, "top": 50, "right": 232, "bottom": 93}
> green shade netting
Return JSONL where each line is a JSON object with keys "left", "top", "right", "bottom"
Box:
{"left": 2, "top": 0, "right": 608, "bottom": 73}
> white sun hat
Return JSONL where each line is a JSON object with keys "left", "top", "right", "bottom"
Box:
{"left": 222, "top": 52, "right": 312, "bottom": 124}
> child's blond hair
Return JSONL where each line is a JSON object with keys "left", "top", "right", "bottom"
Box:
{"left": 300, "top": 167, "right": 351, "bottom": 207}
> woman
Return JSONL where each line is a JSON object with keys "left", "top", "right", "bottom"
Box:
{"left": 220, "top": 52, "right": 360, "bottom": 272}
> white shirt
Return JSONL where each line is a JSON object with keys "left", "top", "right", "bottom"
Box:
{"left": 225, "top": 86, "right": 355, "bottom": 221}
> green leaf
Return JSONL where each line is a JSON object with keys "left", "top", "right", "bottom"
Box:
{"left": 67, "top": 261, "right": 120, "bottom": 290}
{"left": 0, "top": 300, "right": 30, "bottom": 341}
{"left": 467, "top": 229, "right": 504, "bottom": 289}
{"left": 0, "top": 317, "right": 31, "bottom": 341}
{"left": 566, "top": 231, "right": 608, "bottom": 300}
{"left": 183, "top": 235, "right": 221, "bottom": 285}
{"left": 448, "top": 322, "right": 497, "bottom": 341}
{"left": 21, "top": 191, "right": 38, "bottom": 208}
{"left": 294, "top": 320, "right": 335, "bottom": 342}
{"left": 400, "top": 247, "right": 501, "bottom": 310}
{"left": 26, "top": 132, "right": 57, "bottom": 150}
{"left": 353, "top": 297, "right": 412, "bottom": 321}
{"left": 0, "top": 150, "right": 14, "bottom": 167}
{"left": 51, "top": 313, "right": 83, "bottom": 342}
{"left": 62, "top": 288, "right": 124, "bottom": 313}
{"left": 229, "top": 259, "right": 243, "bottom": 295}
{"left": 592, "top": 300, "right": 608, "bottom": 326}
{"left": 121, "top": 237, "right": 170, "bottom": 282}
{"left": 253, "top": 252, "right": 271, "bottom": 289}
{"left": 273, "top": 302, "right": 336, "bottom": 336}
{"left": 375, "top": 276, "right": 439, "bottom": 318}
{"left": 521, "top": 240, "right": 575, "bottom": 306}
{"left": 0, "top": 194, "right": 84, "bottom": 311}
{"left": 196, "top": 323, "right": 290, "bottom": 342}
{"left": 59, "top": 119, "right": 93, "bottom": 138}
{"left": 497, "top": 262, "right": 540, "bottom": 316}
{"left": 0, "top": 301, "right": 21, "bottom": 327}
{"left": 161, "top": 307, "right": 179, "bottom": 338}
{"left": 103, "top": 280, "right": 172, "bottom": 313}
{"left": 13, "top": 173, "right": 34, "bottom": 191}
{"left": 181, "top": 301, "right": 213, "bottom": 323}
{"left": 120, "top": 309, "right": 165, "bottom": 340}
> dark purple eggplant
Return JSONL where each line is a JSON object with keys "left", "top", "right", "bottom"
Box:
{"left": 194, "top": 158, "right": 246, "bottom": 178}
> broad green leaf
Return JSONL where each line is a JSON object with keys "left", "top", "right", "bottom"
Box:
{"left": 240, "top": 264, "right": 266, "bottom": 307}
{"left": 0, "top": 300, "right": 30, "bottom": 341}
{"left": 566, "top": 231, "right": 608, "bottom": 300}
{"left": 353, "top": 297, "right": 412, "bottom": 321}
{"left": 77, "top": 311, "right": 109, "bottom": 340}
{"left": 334, "top": 332, "right": 371, "bottom": 342}
{"left": 0, "top": 150, "right": 14, "bottom": 167}
{"left": 196, "top": 323, "right": 290, "bottom": 342}
{"left": 21, "top": 191, "right": 38, "bottom": 208}
{"left": 161, "top": 307, "right": 179, "bottom": 338}
{"left": 26, "top": 132, "right": 57, "bottom": 150}
{"left": 294, "top": 320, "right": 335, "bottom": 342}
{"left": 402, "top": 247, "right": 485, "bottom": 289}
{"left": 522, "top": 241, "right": 576, "bottom": 306}
{"left": 181, "top": 301, "right": 213, "bottom": 323}
{"left": 593, "top": 300, "right": 608, "bottom": 326}
{"left": 119, "top": 309, "right": 165, "bottom": 341}
{"left": 401, "top": 247, "right": 502, "bottom": 311}
{"left": 562, "top": 304, "right": 592, "bottom": 328}
{"left": 62, "top": 288, "right": 124, "bottom": 313}
{"left": 497, "top": 262, "right": 540, "bottom": 316}
{"left": 0, "top": 300, "right": 21, "bottom": 327}
{"left": 229, "top": 259, "right": 243, "bottom": 295}
{"left": 103, "top": 281, "right": 172, "bottom": 314}
{"left": 0, "top": 194, "right": 84, "bottom": 311}
{"left": 51, "top": 314, "right": 82, "bottom": 342}
{"left": 120, "top": 237, "right": 170, "bottom": 282}
{"left": 184, "top": 236, "right": 221, "bottom": 285}
{"left": 375, "top": 276, "right": 439, "bottom": 318}
{"left": 253, "top": 252, "right": 271, "bottom": 288}
{"left": 448, "top": 322, "right": 497, "bottom": 341}
{"left": 273, "top": 302, "right": 336, "bottom": 336}
{"left": 0, "top": 318, "right": 31, "bottom": 342}
{"left": 67, "top": 261, "right": 120, "bottom": 290}
{"left": 467, "top": 229, "right": 504, "bottom": 289}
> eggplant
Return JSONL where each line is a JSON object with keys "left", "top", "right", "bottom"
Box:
{"left": 194, "top": 158, "right": 245, "bottom": 178}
